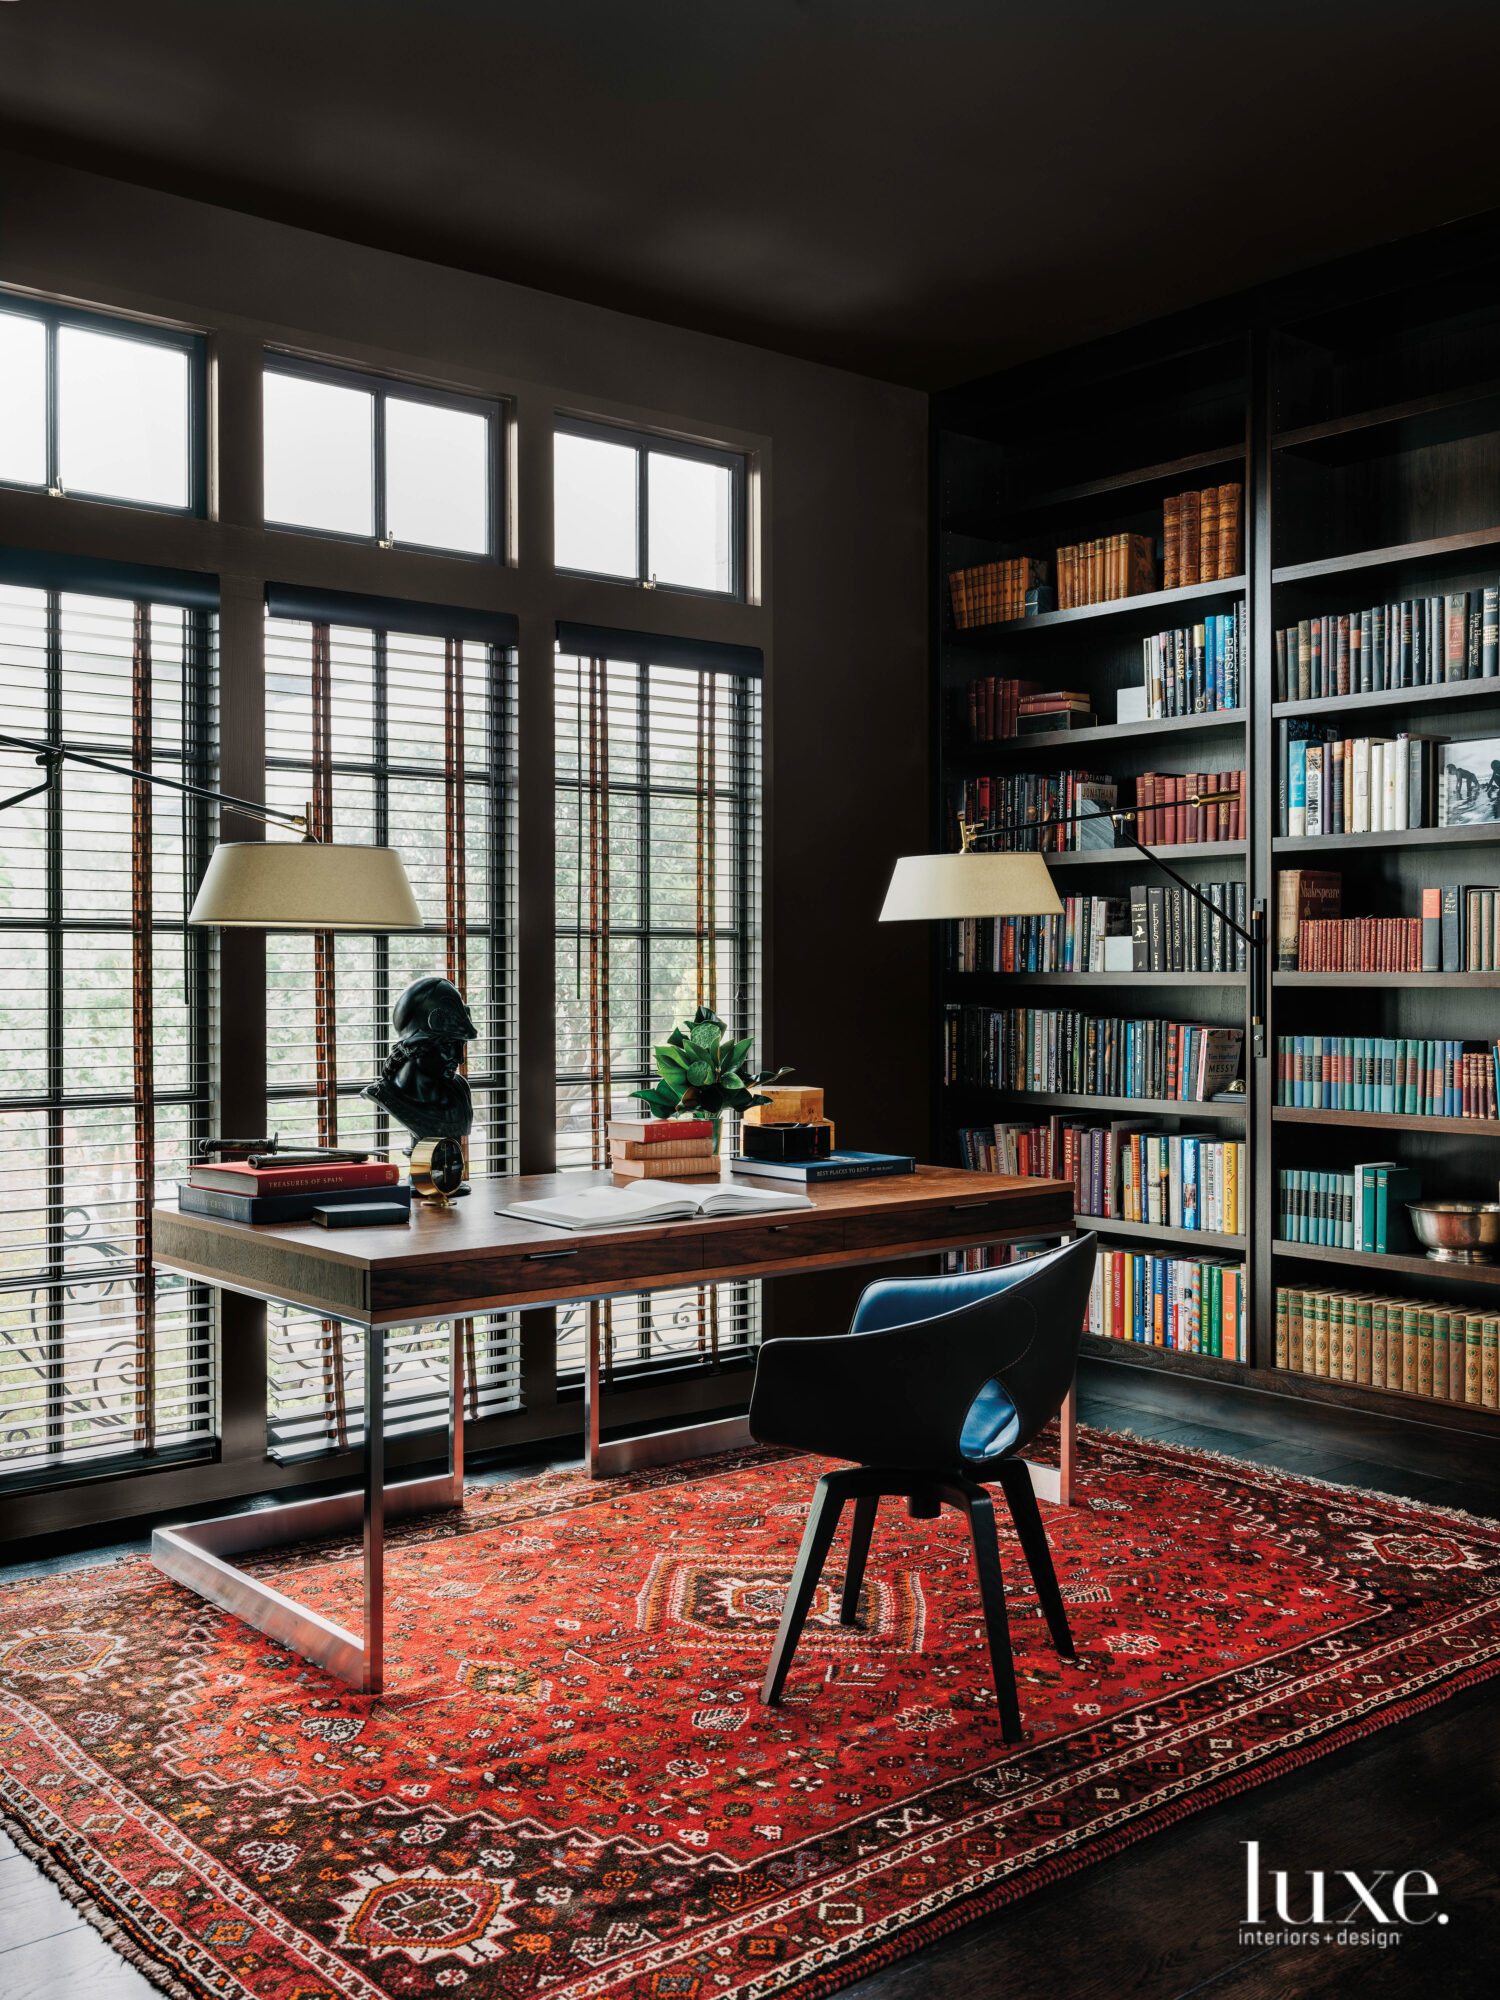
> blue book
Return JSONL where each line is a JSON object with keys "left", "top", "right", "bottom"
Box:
{"left": 1289, "top": 742, "right": 1308, "bottom": 834}
{"left": 729, "top": 1150, "right": 915, "bottom": 1184}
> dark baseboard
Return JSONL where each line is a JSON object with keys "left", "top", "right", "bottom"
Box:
{"left": 1078, "top": 1354, "right": 1500, "bottom": 1499}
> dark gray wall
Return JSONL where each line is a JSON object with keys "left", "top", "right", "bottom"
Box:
{"left": 0, "top": 153, "right": 929, "bottom": 1536}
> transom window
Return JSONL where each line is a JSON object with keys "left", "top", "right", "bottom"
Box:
{"left": 554, "top": 419, "right": 744, "bottom": 597}
{"left": 263, "top": 357, "right": 500, "bottom": 559}
{"left": 0, "top": 296, "right": 203, "bottom": 514}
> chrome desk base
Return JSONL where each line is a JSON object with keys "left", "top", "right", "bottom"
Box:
{"left": 151, "top": 1324, "right": 466, "bottom": 1694}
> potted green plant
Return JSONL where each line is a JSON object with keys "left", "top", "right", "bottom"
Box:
{"left": 631, "top": 1006, "right": 790, "bottom": 1155}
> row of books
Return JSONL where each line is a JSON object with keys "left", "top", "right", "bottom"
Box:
{"left": 1108, "top": 1129, "right": 1245, "bottom": 1235}
{"left": 961, "top": 676, "right": 1042, "bottom": 742}
{"left": 946, "top": 1241, "right": 1057, "bottom": 1273}
{"left": 948, "top": 558, "right": 1051, "bottom": 629}
{"left": 1277, "top": 870, "right": 1500, "bottom": 970}
{"left": 954, "top": 1115, "right": 1242, "bottom": 1234}
{"left": 1276, "top": 1286, "right": 1499, "bottom": 1408}
{"left": 1274, "top": 1036, "right": 1500, "bottom": 1119}
{"left": 949, "top": 772, "right": 1118, "bottom": 853}
{"left": 1088, "top": 1251, "right": 1245, "bottom": 1360}
{"left": 1056, "top": 533, "right": 1154, "bottom": 608}
{"left": 949, "top": 897, "right": 1125, "bottom": 975}
{"left": 1128, "top": 768, "right": 1245, "bottom": 844}
{"left": 1130, "top": 879, "right": 1248, "bottom": 973}
{"left": 1140, "top": 605, "right": 1245, "bottom": 715}
{"left": 1280, "top": 726, "right": 1447, "bottom": 835}
{"left": 1162, "top": 484, "right": 1243, "bottom": 591}
{"left": 1277, "top": 1164, "right": 1420, "bottom": 1251}
{"left": 943, "top": 1003, "right": 1245, "bottom": 1102}
{"left": 1273, "top": 591, "right": 1500, "bottom": 702}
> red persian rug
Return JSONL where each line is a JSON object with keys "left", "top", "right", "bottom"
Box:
{"left": 2, "top": 1428, "right": 1498, "bottom": 2000}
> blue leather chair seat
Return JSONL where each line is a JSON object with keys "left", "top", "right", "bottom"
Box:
{"left": 959, "top": 1378, "right": 1020, "bottom": 1460}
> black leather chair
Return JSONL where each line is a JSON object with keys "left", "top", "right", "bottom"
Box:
{"left": 747, "top": 1232, "right": 1096, "bottom": 1741}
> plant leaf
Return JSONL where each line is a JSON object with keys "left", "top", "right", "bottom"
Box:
{"left": 690, "top": 1021, "right": 721, "bottom": 1051}
{"left": 655, "top": 1044, "right": 691, "bottom": 1072}
{"left": 686, "top": 1061, "right": 714, "bottom": 1088}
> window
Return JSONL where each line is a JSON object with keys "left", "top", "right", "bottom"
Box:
{"left": 0, "top": 296, "right": 203, "bottom": 513}
{"left": 261, "top": 593, "right": 517, "bottom": 1455}
{"left": 554, "top": 419, "right": 743, "bottom": 596}
{"left": 0, "top": 576, "right": 217, "bottom": 1483}
{"left": 263, "top": 359, "right": 498, "bottom": 558}
{"left": 555, "top": 625, "right": 762, "bottom": 1386}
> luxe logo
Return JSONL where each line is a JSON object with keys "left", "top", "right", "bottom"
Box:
{"left": 1240, "top": 1841, "right": 1448, "bottom": 1946}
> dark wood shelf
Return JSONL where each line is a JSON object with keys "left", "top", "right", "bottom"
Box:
{"left": 943, "top": 444, "right": 1246, "bottom": 537}
{"left": 1273, "top": 676, "right": 1500, "bottom": 723}
{"left": 1272, "top": 524, "right": 1500, "bottom": 588}
{"left": 1089, "top": 1338, "right": 1500, "bottom": 1433}
{"left": 1273, "top": 1106, "right": 1500, "bottom": 1138}
{"left": 947, "top": 970, "right": 1246, "bottom": 987}
{"left": 949, "top": 574, "right": 1246, "bottom": 642}
{"left": 1273, "top": 379, "right": 1500, "bottom": 462}
{"left": 935, "top": 242, "right": 1500, "bottom": 1459}
{"left": 947, "top": 1085, "right": 1247, "bottom": 1122}
{"left": 1273, "top": 1239, "right": 1500, "bottom": 1288}
{"left": 1045, "top": 839, "right": 1247, "bottom": 869}
{"left": 1078, "top": 1213, "right": 1247, "bottom": 1253}
{"left": 1274, "top": 971, "right": 1500, "bottom": 989}
{"left": 1272, "top": 824, "right": 1500, "bottom": 856}
{"left": 1081, "top": 1333, "right": 1252, "bottom": 1383}
{"left": 950, "top": 708, "right": 1245, "bottom": 758}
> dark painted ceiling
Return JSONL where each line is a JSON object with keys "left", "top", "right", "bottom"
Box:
{"left": 4, "top": 1, "right": 1500, "bottom": 388}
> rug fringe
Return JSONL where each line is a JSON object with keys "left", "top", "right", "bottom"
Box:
{"left": 0, "top": 1802, "right": 200, "bottom": 2000}
{"left": 1083, "top": 1418, "right": 1500, "bottom": 1529}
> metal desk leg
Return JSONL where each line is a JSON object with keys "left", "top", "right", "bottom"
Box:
{"left": 450, "top": 1319, "right": 466, "bottom": 1503}
{"left": 152, "top": 1318, "right": 464, "bottom": 1692}
{"left": 584, "top": 1300, "right": 602, "bottom": 1478}
{"left": 362, "top": 1328, "right": 385, "bottom": 1695}
{"left": 1057, "top": 1381, "right": 1077, "bottom": 1506}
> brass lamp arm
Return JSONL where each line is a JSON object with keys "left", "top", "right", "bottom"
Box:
{"left": 0, "top": 729, "right": 315, "bottom": 838}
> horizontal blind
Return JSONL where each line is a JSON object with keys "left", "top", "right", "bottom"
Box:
{"left": 0, "top": 584, "right": 216, "bottom": 1479}
{"left": 555, "top": 650, "right": 763, "bottom": 1386}
{"left": 262, "top": 614, "right": 518, "bottom": 1457}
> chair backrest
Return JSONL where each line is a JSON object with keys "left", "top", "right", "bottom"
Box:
{"left": 747, "top": 1233, "right": 1097, "bottom": 1473}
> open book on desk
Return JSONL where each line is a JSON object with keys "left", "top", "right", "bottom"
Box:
{"left": 497, "top": 1180, "right": 814, "bottom": 1231}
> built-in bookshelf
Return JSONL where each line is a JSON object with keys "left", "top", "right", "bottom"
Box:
{"left": 933, "top": 235, "right": 1500, "bottom": 1445}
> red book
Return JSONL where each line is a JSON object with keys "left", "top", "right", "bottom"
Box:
{"left": 605, "top": 1118, "right": 714, "bottom": 1143}
{"left": 189, "top": 1160, "right": 400, "bottom": 1196}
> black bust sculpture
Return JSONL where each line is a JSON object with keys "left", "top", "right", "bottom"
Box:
{"left": 363, "top": 975, "right": 476, "bottom": 1144}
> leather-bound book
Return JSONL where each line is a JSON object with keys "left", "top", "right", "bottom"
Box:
{"left": 1178, "top": 489, "right": 1201, "bottom": 587}
{"left": 1217, "top": 483, "right": 1243, "bottom": 576}
{"left": 1199, "top": 487, "right": 1220, "bottom": 583}
{"left": 1163, "top": 492, "right": 1181, "bottom": 591}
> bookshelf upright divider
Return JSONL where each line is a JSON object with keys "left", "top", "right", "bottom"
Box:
{"left": 935, "top": 256, "right": 1500, "bottom": 1447}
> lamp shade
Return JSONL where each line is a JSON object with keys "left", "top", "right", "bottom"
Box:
{"left": 188, "top": 842, "right": 424, "bottom": 930}
{"left": 879, "top": 849, "right": 1062, "bottom": 923}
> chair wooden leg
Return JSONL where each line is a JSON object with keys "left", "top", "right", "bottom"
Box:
{"left": 963, "top": 1490, "right": 1024, "bottom": 1741}
{"left": 996, "top": 1458, "right": 1076, "bottom": 1661}
{"left": 761, "top": 1472, "right": 847, "bottom": 1706}
{"left": 840, "top": 1493, "right": 878, "bottom": 1625}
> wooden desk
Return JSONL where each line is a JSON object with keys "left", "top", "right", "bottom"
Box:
{"left": 150, "top": 1166, "right": 1075, "bottom": 1692}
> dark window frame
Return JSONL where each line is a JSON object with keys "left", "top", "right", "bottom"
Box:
{"left": 262, "top": 352, "right": 504, "bottom": 564}
{"left": 553, "top": 415, "right": 746, "bottom": 601}
{"left": 0, "top": 292, "right": 207, "bottom": 519}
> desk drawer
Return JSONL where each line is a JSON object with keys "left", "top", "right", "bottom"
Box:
{"left": 843, "top": 1193, "right": 1066, "bottom": 1256}
{"left": 703, "top": 1215, "right": 845, "bottom": 1271}
{"left": 372, "top": 1233, "right": 702, "bottom": 1315}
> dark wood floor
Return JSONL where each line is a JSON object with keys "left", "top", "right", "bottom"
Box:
{"left": 1, "top": 1395, "right": 1496, "bottom": 1999}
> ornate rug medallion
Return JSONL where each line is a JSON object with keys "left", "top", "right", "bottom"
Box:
{"left": 1, "top": 1429, "right": 1497, "bottom": 2000}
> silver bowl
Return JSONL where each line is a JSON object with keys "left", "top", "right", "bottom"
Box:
{"left": 1406, "top": 1200, "right": 1500, "bottom": 1263}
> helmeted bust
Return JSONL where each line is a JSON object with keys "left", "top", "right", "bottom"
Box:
{"left": 362, "top": 975, "right": 476, "bottom": 1143}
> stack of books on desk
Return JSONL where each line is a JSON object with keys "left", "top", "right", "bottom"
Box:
{"left": 179, "top": 1157, "right": 407, "bottom": 1223}
{"left": 608, "top": 1117, "right": 719, "bottom": 1180}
